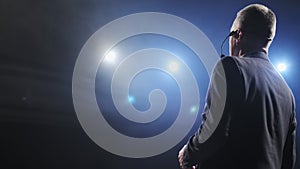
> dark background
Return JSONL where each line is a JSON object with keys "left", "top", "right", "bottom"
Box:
{"left": 0, "top": 0, "right": 299, "bottom": 168}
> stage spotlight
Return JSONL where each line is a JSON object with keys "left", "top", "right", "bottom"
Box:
{"left": 276, "top": 63, "right": 287, "bottom": 72}
{"left": 190, "top": 105, "right": 198, "bottom": 115}
{"left": 168, "top": 61, "right": 179, "bottom": 72}
{"left": 104, "top": 50, "right": 117, "bottom": 63}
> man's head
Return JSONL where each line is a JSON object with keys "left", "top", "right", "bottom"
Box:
{"left": 230, "top": 4, "right": 277, "bottom": 56}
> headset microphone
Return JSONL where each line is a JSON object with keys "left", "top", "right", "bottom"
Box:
{"left": 229, "top": 30, "right": 238, "bottom": 37}
{"left": 220, "top": 30, "right": 238, "bottom": 58}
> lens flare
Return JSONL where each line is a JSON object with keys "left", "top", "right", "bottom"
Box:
{"left": 72, "top": 12, "right": 219, "bottom": 158}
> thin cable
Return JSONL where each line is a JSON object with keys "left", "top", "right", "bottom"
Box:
{"left": 220, "top": 31, "right": 236, "bottom": 58}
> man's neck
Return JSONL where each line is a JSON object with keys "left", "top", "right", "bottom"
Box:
{"left": 238, "top": 47, "right": 268, "bottom": 57}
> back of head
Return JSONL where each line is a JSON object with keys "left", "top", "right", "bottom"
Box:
{"left": 232, "top": 4, "right": 277, "bottom": 42}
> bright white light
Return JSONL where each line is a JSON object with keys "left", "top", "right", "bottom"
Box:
{"left": 277, "top": 63, "right": 287, "bottom": 72}
{"left": 190, "top": 105, "right": 198, "bottom": 114}
{"left": 168, "top": 61, "right": 179, "bottom": 72}
{"left": 104, "top": 50, "right": 117, "bottom": 63}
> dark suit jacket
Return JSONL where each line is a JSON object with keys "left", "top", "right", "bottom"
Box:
{"left": 183, "top": 52, "right": 297, "bottom": 169}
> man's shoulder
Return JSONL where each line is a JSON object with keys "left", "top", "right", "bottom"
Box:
{"left": 217, "top": 56, "right": 241, "bottom": 74}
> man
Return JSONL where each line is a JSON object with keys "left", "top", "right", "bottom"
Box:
{"left": 178, "top": 4, "right": 296, "bottom": 169}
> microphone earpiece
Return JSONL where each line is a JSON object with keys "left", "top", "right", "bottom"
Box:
{"left": 220, "top": 30, "right": 238, "bottom": 58}
{"left": 229, "top": 30, "right": 236, "bottom": 36}
{"left": 229, "top": 30, "right": 238, "bottom": 37}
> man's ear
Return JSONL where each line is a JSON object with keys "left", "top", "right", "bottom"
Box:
{"left": 237, "top": 29, "right": 243, "bottom": 39}
{"left": 233, "top": 29, "right": 242, "bottom": 39}
{"left": 233, "top": 29, "right": 243, "bottom": 45}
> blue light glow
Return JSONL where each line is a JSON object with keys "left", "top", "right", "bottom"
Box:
{"left": 128, "top": 95, "right": 135, "bottom": 104}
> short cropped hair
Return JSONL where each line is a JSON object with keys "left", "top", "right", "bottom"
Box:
{"left": 232, "top": 4, "right": 276, "bottom": 41}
